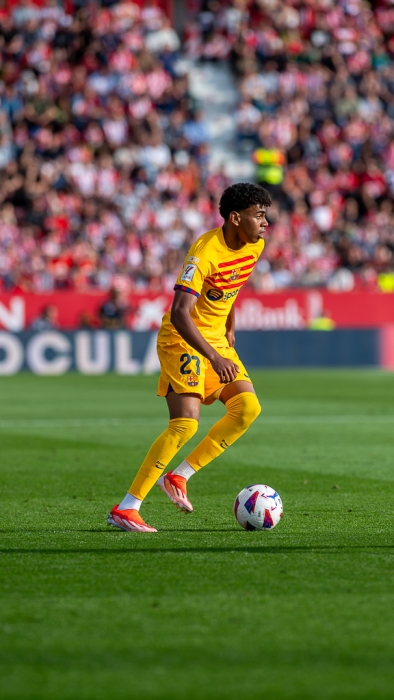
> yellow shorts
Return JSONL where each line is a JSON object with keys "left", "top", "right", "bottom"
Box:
{"left": 157, "top": 339, "right": 252, "bottom": 403}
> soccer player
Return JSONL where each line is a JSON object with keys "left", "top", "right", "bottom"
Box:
{"left": 108, "top": 182, "right": 272, "bottom": 532}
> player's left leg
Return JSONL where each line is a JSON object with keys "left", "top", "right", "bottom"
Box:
{"left": 159, "top": 348, "right": 261, "bottom": 505}
{"left": 172, "top": 381, "right": 261, "bottom": 481}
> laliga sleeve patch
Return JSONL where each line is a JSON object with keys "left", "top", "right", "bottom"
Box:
{"left": 180, "top": 264, "right": 197, "bottom": 282}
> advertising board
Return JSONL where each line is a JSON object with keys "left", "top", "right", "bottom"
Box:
{"left": 0, "top": 329, "right": 387, "bottom": 375}
{"left": 0, "top": 290, "right": 394, "bottom": 332}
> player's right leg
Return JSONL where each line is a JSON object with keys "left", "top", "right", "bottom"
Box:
{"left": 108, "top": 394, "right": 200, "bottom": 532}
{"left": 156, "top": 391, "right": 199, "bottom": 513}
{"left": 108, "top": 342, "right": 203, "bottom": 532}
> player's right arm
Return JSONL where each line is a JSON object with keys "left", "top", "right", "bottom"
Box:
{"left": 171, "top": 290, "right": 239, "bottom": 383}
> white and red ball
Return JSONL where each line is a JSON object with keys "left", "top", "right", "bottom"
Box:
{"left": 234, "top": 484, "right": 283, "bottom": 531}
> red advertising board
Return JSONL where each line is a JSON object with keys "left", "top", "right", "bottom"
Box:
{"left": 0, "top": 290, "right": 394, "bottom": 332}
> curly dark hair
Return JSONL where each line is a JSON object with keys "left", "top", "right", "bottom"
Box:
{"left": 219, "top": 183, "right": 272, "bottom": 220}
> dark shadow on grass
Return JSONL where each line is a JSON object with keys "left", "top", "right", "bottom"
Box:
{"left": 0, "top": 529, "right": 117, "bottom": 534}
{"left": 1, "top": 545, "right": 394, "bottom": 555}
{"left": 0, "top": 528, "right": 239, "bottom": 534}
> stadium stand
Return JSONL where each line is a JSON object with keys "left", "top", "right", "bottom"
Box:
{"left": 185, "top": 0, "right": 394, "bottom": 292}
{"left": 0, "top": 0, "right": 229, "bottom": 297}
{"left": 0, "top": 0, "right": 393, "bottom": 299}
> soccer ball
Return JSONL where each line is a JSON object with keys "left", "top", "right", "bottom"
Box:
{"left": 234, "top": 484, "right": 283, "bottom": 531}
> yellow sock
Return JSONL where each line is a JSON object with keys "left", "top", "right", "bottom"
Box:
{"left": 129, "top": 418, "right": 198, "bottom": 500}
{"left": 186, "top": 392, "right": 261, "bottom": 471}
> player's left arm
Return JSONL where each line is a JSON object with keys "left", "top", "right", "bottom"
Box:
{"left": 225, "top": 304, "right": 236, "bottom": 348}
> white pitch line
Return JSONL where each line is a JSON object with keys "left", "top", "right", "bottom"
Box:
{"left": 261, "top": 415, "right": 394, "bottom": 424}
{"left": 0, "top": 418, "right": 126, "bottom": 428}
{"left": 0, "top": 415, "right": 393, "bottom": 429}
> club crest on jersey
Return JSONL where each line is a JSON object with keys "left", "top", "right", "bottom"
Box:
{"left": 181, "top": 264, "right": 197, "bottom": 282}
{"left": 206, "top": 288, "right": 224, "bottom": 301}
{"left": 187, "top": 375, "right": 199, "bottom": 387}
{"left": 229, "top": 269, "right": 240, "bottom": 282}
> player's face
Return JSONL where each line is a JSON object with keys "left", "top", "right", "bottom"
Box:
{"left": 235, "top": 204, "right": 269, "bottom": 244}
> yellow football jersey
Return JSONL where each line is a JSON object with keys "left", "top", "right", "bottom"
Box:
{"left": 158, "top": 227, "right": 265, "bottom": 347}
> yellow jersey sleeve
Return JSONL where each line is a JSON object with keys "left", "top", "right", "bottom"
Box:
{"left": 174, "top": 245, "right": 212, "bottom": 299}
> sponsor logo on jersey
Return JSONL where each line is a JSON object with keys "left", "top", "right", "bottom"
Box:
{"left": 187, "top": 256, "right": 200, "bottom": 264}
{"left": 207, "top": 288, "right": 224, "bottom": 301}
{"left": 223, "top": 289, "right": 239, "bottom": 302}
{"left": 180, "top": 264, "right": 197, "bottom": 282}
{"left": 187, "top": 375, "right": 199, "bottom": 386}
{"left": 206, "top": 288, "right": 239, "bottom": 302}
{"left": 229, "top": 269, "right": 240, "bottom": 282}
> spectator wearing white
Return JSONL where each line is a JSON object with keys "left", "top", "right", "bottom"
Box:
{"left": 146, "top": 17, "right": 181, "bottom": 54}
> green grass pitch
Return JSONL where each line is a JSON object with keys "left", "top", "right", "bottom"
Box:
{"left": 1, "top": 370, "right": 394, "bottom": 700}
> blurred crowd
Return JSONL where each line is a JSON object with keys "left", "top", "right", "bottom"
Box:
{"left": 0, "top": 0, "right": 228, "bottom": 296}
{"left": 1, "top": 0, "right": 394, "bottom": 297}
{"left": 187, "top": 0, "right": 394, "bottom": 292}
